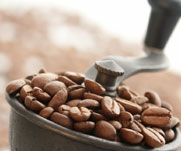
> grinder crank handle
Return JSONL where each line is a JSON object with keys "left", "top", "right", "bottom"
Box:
{"left": 145, "top": 0, "right": 181, "bottom": 50}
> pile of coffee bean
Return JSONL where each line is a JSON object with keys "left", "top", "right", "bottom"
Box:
{"left": 6, "top": 69, "right": 180, "bottom": 148}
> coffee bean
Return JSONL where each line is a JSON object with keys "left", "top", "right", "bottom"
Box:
{"left": 24, "top": 79, "right": 32, "bottom": 85}
{"left": 70, "top": 107, "right": 91, "bottom": 121}
{"left": 32, "top": 87, "right": 51, "bottom": 103}
{"left": 25, "top": 74, "right": 37, "bottom": 81}
{"left": 6, "top": 79, "right": 26, "bottom": 95}
{"left": 83, "top": 92, "right": 103, "bottom": 102}
{"left": 39, "top": 107, "right": 54, "bottom": 118}
{"left": 94, "top": 120, "right": 117, "bottom": 141}
{"left": 58, "top": 105, "right": 71, "bottom": 116}
{"left": 141, "top": 102, "right": 158, "bottom": 111}
{"left": 84, "top": 79, "right": 105, "bottom": 95}
{"left": 109, "top": 120, "right": 122, "bottom": 131}
{"left": 152, "top": 128, "right": 165, "bottom": 138}
{"left": 48, "top": 88, "right": 68, "bottom": 110}
{"left": 78, "top": 99, "right": 100, "bottom": 109}
{"left": 117, "top": 86, "right": 135, "bottom": 100}
{"left": 38, "top": 68, "right": 47, "bottom": 74}
{"left": 69, "top": 87, "right": 86, "bottom": 100}
{"left": 90, "top": 112, "right": 107, "bottom": 122}
{"left": 164, "top": 117, "right": 180, "bottom": 129}
{"left": 141, "top": 107, "right": 171, "bottom": 127}
{"left": 63, "top": 71, "right": 85, "bottom": 84}
{"left": 133, "top": 114, "right": 141, "bottom": 122}
{"left": 30, "top": 100, "right": 46, "bottom": 112}
{"left": 31, "top": 73, "right": 58, "bottom": 89}
{"left": 145, "top": 91, "right": 161, "bottom": 107}
{"left": 44, "top": 81, "right": 66, "bottom": 96}
{"left": 58, "top": 76, "right": 76, "bottom": 86}
{"left": 74, "top": 121, "right": 95, "bottom": 133}
{"left": 131, "top": 96, "right": 148, "bottom": 105}
{"left": 50, "top": 112, "right": 73, "bottom": 129}
{"left": 120, "top": 128, "right": 143, "bottom": 144}
{"left": 115, "top": 98, "right": 142, "bottom": 114}
{"left": 20, "top": 84, "right": 33, "bottom": 101}
{"left": 129, "top": 121, "right": 141, "bottom": 133}
{"left": 164, "top": 129, "right": 175, "bottom": 143}
{"left": 66, "top": 99, "right": 81, "bottom": 107}
{"left": 24, "top": 96, "right": 36, "bottom": 109}
{"left": 117, "top": 111, "right": 133, "bottom": 128}
{"left": 161, "top": 101, "right": 173, "bottom": 112}
{"left": 102, "top": 96, "right": 120, "bottom": 119}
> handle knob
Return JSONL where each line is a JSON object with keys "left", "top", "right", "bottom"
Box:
{"left": 95, "top": 60, "right": 124, "bottom": 96}
{"left": 145, "top": 0, "right": 181, "bottom": 50}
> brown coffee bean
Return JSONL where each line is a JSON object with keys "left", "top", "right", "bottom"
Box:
{"left": 109, "top": 120, "right": 122, "bottom": 130}
{"left": 63, "top": 71, "right": 85, "bottom": 84}
{"left": 129, "top": 121, "right": 142, "bottom": 133}
{"left": 58, "top": 105, "right": 71, "bottom": 116}
{"left": 25, "top": 74, "right": 37, "bottom": 81}
{"left": 44, "top": 81, "right": 66, "bottom": 96}
{"left": 117, "top": 111, "right": 133, "bottom": 128}
{"left": 117, "top": 86, "right": 135, "bottom": 100}
{"left": 58, "top": 76, "right": 76, "bottom": 86}
{"left": 39, "top": 107, "right": 54, "bottom": 118}
{"left": 152, "top": 128, "right": 165, "bottom": 138}
{"left": 6, "top": 79, "right": 26, "bottom": 95}
{"left": 120, "top": 128, "right": 143, "bottom": 144}
{"left": 84, "top": 79, "right": 105, "bottom": 95}
{"left": 78, "top": 99, "right": 100, "bottom": 109}
{"left": 164, "top": 117, "right": 180, "bottom": 129}
{"left": 69, "top": 87, "right": 86, "bottom": 100}
{"left": 66, "top": 99, "right": 81, "bottom": 107}
{"left": 102, "top": 96, "right": 120, "bottom": 119}
{"left": 145, "top": 91, "right": 161, "bottom": 107}
{"left": 164, "top": 129, "right": 175, "bottom": 143}
{"left": 94, "top": 120, "right": 117, "bottom": 141}
{"left": 50, "top": 112, "right": 73, "bottom": 129}
{"left": 161, "top": 101, "right": 173, "bottom": 112}
{"left": 24, "top": 79, "right": 32, "bottom": 85}
{"left": 48, "top": 88, "right": 68, "bottom": 110}
{"left": 20, "top": 84, "right": 33, "bottom": 101}
{"left": 38, "top": 68, "right": 47, "bottom": 74}
{"left": 83, "top": 92, "right": 103, "bottom": 102}
{"left": 131, "top": 96, "right": 148, "bottom": 105}
{"left": 32, "top": 87, "right": 51, "bottom": 103}
{"left": 74, "top": 121, "right": 95, "bottom": 133}
{"left": 141, "top": 107, "right": 171, "bottom": 127}
{"left": 115, "top": 98, "right": 142, "bottom": 114}
{"left": 141, "top": 102, "right": 158, "bottom": 111}
{"left": 31, "top": 73, "right": 58, "bottom": 89}
{"left": 90, "top": 112, "right": 107, "bottom": 122}
{"left": 24, "top": 96, "right": 36, "bottom": 109}
{"left": 70, "top": 107, "right": 91, "bottom": 121}
{"left": 133, "top": 114, "right": 141, "bottom": 122}
{"left": 30, "top": 100, "right": 46, "bottom": 112}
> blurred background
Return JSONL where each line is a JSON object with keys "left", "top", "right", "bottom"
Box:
{"left": 0, "top": 0, "right": 180, "bottom": 150}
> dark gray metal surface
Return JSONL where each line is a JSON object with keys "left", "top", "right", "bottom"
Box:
{"left": 6, "top": 94, "right": 181, "bottom": 151}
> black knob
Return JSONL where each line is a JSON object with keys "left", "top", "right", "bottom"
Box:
{"left": 145, "top": 0, "right": 181, "bottom": 50}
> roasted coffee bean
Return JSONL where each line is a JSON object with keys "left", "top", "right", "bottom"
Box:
{"left": 48, "top": 88, "right": 68, "bottom": 110}
{"left": 83, "top": 92, "right": 103, "bottom": 102}
{"left": 141, "top": 107, "right": 171, "bottom": 127}
{"left": 164, "top": 117, "right": 180, "bottom": 129}
{"left": 94, "top": 120, "right": 117, "bottom": 141}
{"left": 117, "top": 86, "right": 135, "bottom": 100}
{"left": 129, "top": 121, "right": 141, "bottom": 133}
{"left": 38, "top": 68, "right": 47, "bottom": 74}
{"left": 6, "top": 79, "right": 26, "bottom": 95}
{"left": 145, "top": 91, "right": 161, "bottom": 107}
{"left": 70, "top": 107, "right": 91, "bottom": 121}
{"left": 24, "top": 79, "right": 32, "bottom": 85}
{"left": 164, "top": 129, "right": 175, "bottom": 143}
{"left": 32, "top": 87, "right": 51, "bottom": 103}
{"left": 141, "top": 102, "right": 158, "bottom": 111}
{"left": 84, "top": 79, "right": 105, "bottom": 95}
{"left": 117, "top": 111, "right": 133, "bottom": 128}
{"left": 44, "top": 81, "right": 66, "bottom": 96}
{"left": 31, "top": 73, "right": 58, "bottom": 89}
{"left": 131, "top": 96, "right": 148, "bottom": 105}
{"left": 115, "top": 98, "right": 142, "bottom": 114}
{"left": 133, "top": 114, "right": 141, "bottom": 122}
{"left": 161, "top": 101, "right": 173, "bottom": 112}
{"left": 109, "top": 120, "right": 122, "bottom": 130}
{"left": 24, "top": 96, "right": 36, "bottom": 109}
{"left": 66, "top": 99, "right": 81, "bottom": 107}
{"left": 69, "top": 87, "right": 86, "bottom": 100}
{"left": 74, "top": 121, "right": 95, "bottom": 133}
{"left": 152, "top": 128, "right": 165, "bottom": 138}
{"left": 39, "top": 107, "right": 54, "bottom": 118}
{"left": 102, "top": 96, "right": 120, "bottom": 119}
{"left": 78, "top": 99, "right": 100, "bottom": 109}
{"left": 50, "top": 112, "right": 73, "bottom": 129}
{"left": 90, "top": 112, "right": 107, "bottom": 122}
{"left": 58, "top": 105, "right": 71, "bottom": 116}
{"left": 63, "top": 71, "right": 85, "bottom": 84}
{"left": 120, "top": 128, "right": 143, "bottom": 144}
{"left": 25, "top": 74, "right": 37, "bottom": 81}
{"left": 58, "top": 76, "right": 76, "bottom": 86}
{"left": 20, "top": 84, "right": 33, "bottom": 101}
